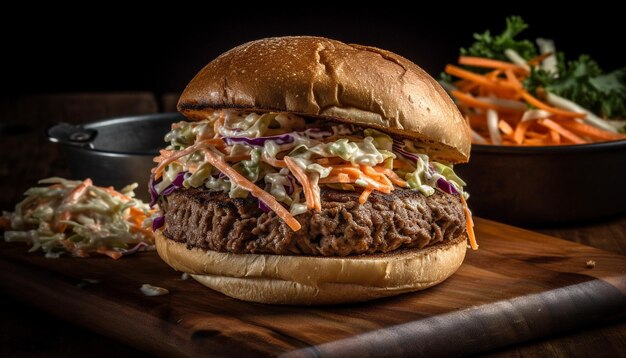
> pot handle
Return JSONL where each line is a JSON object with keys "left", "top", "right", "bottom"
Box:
{"left": 47, "top": 123, "right": 98, "bottom": 147}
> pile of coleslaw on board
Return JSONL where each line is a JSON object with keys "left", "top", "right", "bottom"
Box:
{"left": 1, "top": 177, "right": 155, "bottom": 259}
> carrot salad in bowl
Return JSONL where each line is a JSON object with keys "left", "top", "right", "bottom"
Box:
{"left": 440, "top": 16, "right": 626, "bottom": 146}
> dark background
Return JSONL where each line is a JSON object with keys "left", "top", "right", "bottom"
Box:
{"left": 1, "top": 6, "right": 623, "bottom": 99}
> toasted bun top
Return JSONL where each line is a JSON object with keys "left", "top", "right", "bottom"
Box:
{"left": 177, "top": 36, "right": 470, "bottom": 163}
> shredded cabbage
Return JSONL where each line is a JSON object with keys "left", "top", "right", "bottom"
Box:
{"left": 327, "top": 137, "right": 392, "bottom": 165}
{"left": 432, "top": 162, "right": 467, "bottom": 188}
{"left": 306, "top": 164, "right": 331, "bottom": 179}
{"left": 265, "top": 171, "right": 293, "bottom": 205}
{"left": 406, "top": 157, "right": 436, "bottom": 196}
{"left": 152, "top": 109, "right": 468, "bottom": 220}
{"left": 2, "top": 178, "right": 155, "bottom": 259}
{"left": 234, "top": 148, "right": 263, "bottom": 182}
{"left": 363, "top": 128, "right": 394, "bottom": 151}
{"left": 184, "top": 163, "right": 213, "bottom": 188}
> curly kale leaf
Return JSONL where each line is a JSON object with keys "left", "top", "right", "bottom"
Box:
{"left": 525, "top": 54, "right": 626, "bottom": 118}
{"left": 460, "top": 16, "right": 537, "bottom": 61}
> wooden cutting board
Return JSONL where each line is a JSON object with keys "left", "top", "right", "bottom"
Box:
{"left": 1, "top": 217, "right": 625, "bottom": 357}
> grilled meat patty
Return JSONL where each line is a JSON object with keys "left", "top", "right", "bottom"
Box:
{"left": 161, "top": 187, "right": 465, "bottom": 256}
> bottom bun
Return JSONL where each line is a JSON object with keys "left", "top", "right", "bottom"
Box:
{"left": 155, "top": 231, "right": 467, "bottom": 305}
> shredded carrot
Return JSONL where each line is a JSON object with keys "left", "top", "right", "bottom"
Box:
{"left": 330, "top": 167, "right": 362, "bottom": 179}
{"left": 130, "top": 223, "right": 154, "bottom": 238}
{"left": 458, "top": 81, "right": 480, "bottom": 93}
{"left": 393, "top": 160, "right": 411, "bottom": 169}
{"left": 319, "top": 173, "right": 352, "bottom": 184}
{"left": 128, "top": 207, "right": 146, "bottom": 222}
{"left": 549, "top": 130, "right": 561, "bottom": 144}
{"left": 513, "top": 120, "right": 535, "bottom": 144}
{"left": 458, "top": 56, "right": 528, "bottom": 73}
{"left": 65, "top": 179, "right": 93, "bottom": 204}
{"left": 153, "top": 139, "right": 226, "bottom": 179}
{"left": 504, "top": 69, "right": 523, "bottom": 89}
{"left": 485, "top": 69, "right": 502, "bottom": 80}
{"left": 153, "top": 155, "right": 172, "bottom": 164}
{"left": 460, "top": 195, "right": 478, "bottom": 250}
{"left": 373, "top": 167, "right": 409, "bottom": 187}
{"left": 519, "top": 91, "right": 586, "bottom": 119}
{"left": 523, "top": 138, "right": 550, "bottom": 146}
{"left": 525, "top": 131, "right": 548, "bottom": 139}
{"left": 557, "top": 120, "right": 626, "bottom": 141}
{"left": 445, "top": 65, "right": 518, "bottom": 92}
{"left": 325, "top": 166, "right": 394, "bottom": 195}
{"left": 452, "top": 91, "right": 524, "bottom": 114}
{"left": 454, "top": 79, "right": 470, "bottom": 88}
{"left": 358, "top": 175, "right": 392, "bottom": 193}
{"left": 362, "top": 166, "right": 393, "bottom": 188}
{"left": 478, "top": 85, "right": 488, "bottom": 97}
{"left": 537, "top": 119, "right": 586, "bottom": 144}
{"left": 203, "top": 149, "right": 301, "bottom": 231}
{"left": 101, "top": 187, "right": 132, "bottom": 202}
{"left": 284, "top": 156, "right": 319, "bottom": 212}
{"left": 97, "top": 247, "right": 123, "bottom": 260}
{"left": 310, "top": 173, "right": 322, "bottom": 212}
{"left": 54, "top": 178, "right": 93, "bottom": 232}
{"left": 321, "top": 166, "right": 407, "bottom": 191}
{"left": 527, "top": 52, "right": 554, "bottom": 66}
{"left": 153, "top": 149, "right": 175, "bottom": 164}
{"left": 498, "top": 120, "right": 514, "bottom": 136}
{"left": 359, "top": 188, "right": 373, "bottom": 204}
{"left": 261, "top": 155, "right": 287, "bottom": 168}
{"left": 466, "top": 114, "right": 488, "bottom": 130}
{"left": 376, "top": 171, "right": 394, "bottom": 188}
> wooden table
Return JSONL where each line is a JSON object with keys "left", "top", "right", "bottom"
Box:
{"left": 1, "top": 98, "right": 625, "bottom": 357}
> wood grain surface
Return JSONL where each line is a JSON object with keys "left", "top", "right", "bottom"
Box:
{"left": 0, "top": 218, "right": 624, "bottom": 357}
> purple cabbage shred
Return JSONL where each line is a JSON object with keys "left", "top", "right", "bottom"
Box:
{"left": 436, "top": 178, "right": 459, "bottom": 195}
{"left": 258, "top": 199, "right": 271, "bottom": 213}
{"left": 149, "top": 171, "right": 187, "bottom": 207}
{"left": 152, "top": 216, "right": 165, "bottom": 231}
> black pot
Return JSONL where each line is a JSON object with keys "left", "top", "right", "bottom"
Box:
{"left": 48, "top": 113, "right": 184, "bottom": 201}
{"left": 455, "top": 141, "right": 626, "bottom": 226}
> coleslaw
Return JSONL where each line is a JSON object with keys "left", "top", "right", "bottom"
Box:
{"left": 150, "top": 109, "right": 473, "bottom": 247}
{"left": 1, "top": 178, "right": 155, "bottom": 259}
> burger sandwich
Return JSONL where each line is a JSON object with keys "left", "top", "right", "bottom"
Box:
{"left": 151, "top": 36, "right": 477, "bottom": 305}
